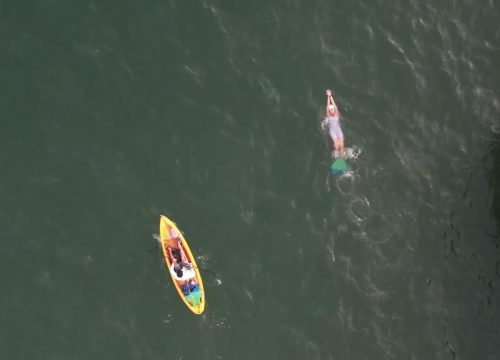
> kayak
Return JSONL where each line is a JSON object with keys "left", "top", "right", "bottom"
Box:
{"left": 159, "top": 215, "right": 205, "bottom": 314}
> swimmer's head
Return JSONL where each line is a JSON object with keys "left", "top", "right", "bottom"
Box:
{"left": 328, "top": 104, "right": 335, "bottom": 111}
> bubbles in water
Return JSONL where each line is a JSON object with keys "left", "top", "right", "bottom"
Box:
{"left": 152, "top": 233, "right": 161, "bottom": 243}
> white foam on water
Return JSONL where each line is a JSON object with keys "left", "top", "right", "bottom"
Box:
{"left": 196, "top": 254, "right": 211, "bottom": 267}
{"left": 331, "top": 146, "right": 363, "bottom": 160}
{"left": 348, "top": 196, "right": 371, "bottom": 225}
{"left": 320, "top": 117, "right": 329, "bottom": 130}
{"left": 343, "top": 146, "right": 363, "bottom": 160}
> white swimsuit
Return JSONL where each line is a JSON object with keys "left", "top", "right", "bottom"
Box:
{"left": 327, "top": 115, "right": 343, "bottom": 140}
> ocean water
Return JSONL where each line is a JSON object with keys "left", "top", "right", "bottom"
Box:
{"left": 1, "top": 1, "right": 499, "bottom": 359}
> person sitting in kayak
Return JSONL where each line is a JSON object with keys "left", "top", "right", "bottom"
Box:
{"left": 325, "top": 88, "right": 344, "bottom": 157}
{"left": 164, "top": 227, "right": 187, "bottom": 263}
{"left": 172, "top": 259, "right": 185, "bottom": 278}
{"left": 169, "top": 247, "right": 182, "bottom": 263}
{"left": 170, "top": 258, "right": 196, "bottom": 281}
{"left": 181, "top": 279, "right": 199, "bottom": 295}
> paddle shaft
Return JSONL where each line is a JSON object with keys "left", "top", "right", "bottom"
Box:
{"left": 186, "top": 264, "right": 217, "bottom": 277}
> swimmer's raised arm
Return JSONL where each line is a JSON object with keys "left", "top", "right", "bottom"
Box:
{"left": 325, "top": 89, "right": 339, "bottom": 116}
{"left": 325, "top": 89, "right": 332, "bottom": 116}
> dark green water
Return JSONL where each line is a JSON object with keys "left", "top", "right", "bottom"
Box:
{"left": 1, "top": 1, "right": 499, "bottom": 359}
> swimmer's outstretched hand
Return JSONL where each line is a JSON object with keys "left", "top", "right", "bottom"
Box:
{"left": 326, "top": 89, "right": 332, "bottom": 96}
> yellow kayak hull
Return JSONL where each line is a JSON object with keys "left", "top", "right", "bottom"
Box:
{"left": 159, "top": 215, "right": 205, "bottom": 314}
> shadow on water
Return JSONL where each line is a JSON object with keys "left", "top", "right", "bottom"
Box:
{"left": 489, "top": 134, "right": 500, "bottom": 235}
{"left": 426, "top": 133, "right": 500, "bottom": 360}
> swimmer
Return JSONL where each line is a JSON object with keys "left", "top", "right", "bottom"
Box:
{"left": 325, "top": 89, "right": 344, "bottom": 157}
